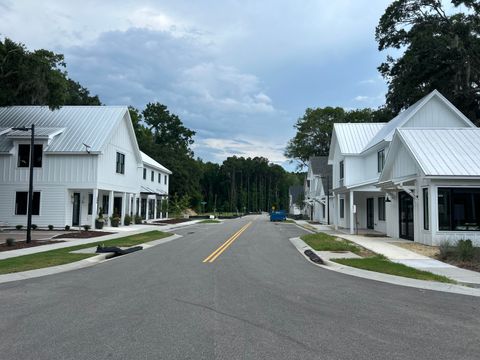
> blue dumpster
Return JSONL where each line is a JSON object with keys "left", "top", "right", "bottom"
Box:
{"left": 270, "top": 210, "right": 286, "bottom": 222}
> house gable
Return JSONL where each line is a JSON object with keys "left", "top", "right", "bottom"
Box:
{"left": 379, "top": 133, "right": 421, "bottom": 183}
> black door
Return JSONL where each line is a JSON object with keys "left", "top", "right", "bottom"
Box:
{"left": 113, "top": 197, "right": 122, "bottom": 217}
{"left": 399, "top": 191, "right": 414, "bottom": 240}
{"left": 366, "top": 198, "right": 374, "bottom": 229}
{"left": 72, "top": 193, "right": 80, "bottom": 226}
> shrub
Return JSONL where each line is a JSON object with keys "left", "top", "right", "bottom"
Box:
{"left": 124, "top": 215, "right": 131, "bottom": 226}
{"left": 83, "top": 224, "right": 91, "bottom": 231}
{"left": 64, "top": 225, "right": 70, "bottom": 231}
{"left": 5, "top": 238, "right": 15, "bottom": 247}
{"left": 31, "top": 224, "right": 38, "bottom": 230}
{"left": 438, "top": 240, "right": 454, "bottom": 260}
{"left": 134, "top": 214, "right": 143, "bottom": 224}
{"left": 15, "top": 225, "right": 23, "bottom": 230}
{"left": 457, "top": 239, "right": 474, "bottom": 262}
{"left": 48, "top": 225, "right": 54, "bottom": 230}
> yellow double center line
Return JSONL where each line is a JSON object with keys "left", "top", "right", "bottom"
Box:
{"left": 203, "top": 222, "right": 252, "bottom": 263}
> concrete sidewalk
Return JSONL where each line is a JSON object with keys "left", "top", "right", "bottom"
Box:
{"left": 296, "top": 221, "right": 480, "bottom": 287}
{"left": 0, "top": 220, "right": 201, "bottom": 260}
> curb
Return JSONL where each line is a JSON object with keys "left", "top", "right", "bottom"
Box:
{"left": 0, "top": 234, "right": 182, "bottom": 285}
{"left": 289, "top": 237, "right": 480, "bottom": 298}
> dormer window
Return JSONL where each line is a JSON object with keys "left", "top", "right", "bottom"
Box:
{"left": 377, "top": 149, "right": 385, "bottom": 172}
{"left": 18, "top": 144, "right": 43, "bottom": 168}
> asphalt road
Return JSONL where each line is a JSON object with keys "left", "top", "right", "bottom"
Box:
{"left": 1, "top": 214, "right": 479, "bottom": 360}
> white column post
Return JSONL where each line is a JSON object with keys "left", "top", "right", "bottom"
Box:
{"left": 335, "top": 194, "right": 339, "bottom": 230}
{"left": 154, "top": 197, "right": 158, "bottom": 220}
{"left": 132, "top": 194, "right": 137, "bottom": 216}
{"left": 350, "top": 190, "right": 355, "bottom": 234}
{"left": 121, "top": 192, "right": 127, "bottom": 225}
{"left": 91, "top": 188, "right": 98, "bottom": 228}
{"left": 108, "top": 190, "right": 114, "bottom": 224}
{"left": 146, "top": 197, "right": 150, "bottom": 221}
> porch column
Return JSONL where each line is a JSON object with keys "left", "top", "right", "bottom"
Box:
{"left": 108, "top": 190, "right": 114, "bottom": 225}
{"left": 165, "top": 196, "right": 169, "bottom": 219}
{"left": 121, "top": 192, "right": 127, "bottom": 225}
{"left": 335, "top": 194, "right": 339, "bottom": 230}
{"left": 350, "top": 190, "right": 355, "bottom": 235}
{"left": 154, "top": 197, "right": 158, "bottom": 220}
{"left": 146, "top": 197, "right": 150, "bottom": 221}
{"left": 132, "top": 194, "right": 137, "bottom": 216}
{"left": 91, "top": 188, "right": 98, "bottom": 228}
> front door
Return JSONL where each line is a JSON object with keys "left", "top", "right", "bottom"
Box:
{"left": 366, "top": 198, "right": 374, "bottom": 229}
{"left": 399, "top": 191, "right": 414, "bottom": 240}
{"left": 113, "top": 197, "right": 122, "bottom": 217}
{"left": 72, "top": 192, "right": 81, "bottom": 226}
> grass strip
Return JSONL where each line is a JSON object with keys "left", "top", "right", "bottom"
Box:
{"left": 199, "top": 219, "right": 221, "bottom": 224}
{"left": 333, "top": 256, "right": 454, "bottom": 283}
{"left": 0, "top": 231, "right": 172, "bottom": 275}
{"left": 301, "top": 232, "right": 361, "bottom": 254}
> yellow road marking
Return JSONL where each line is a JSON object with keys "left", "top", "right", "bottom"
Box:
{"left": 203, "top": 222, "right": 252, "bottom": 263}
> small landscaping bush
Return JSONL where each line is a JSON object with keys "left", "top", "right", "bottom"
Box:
{"left": 15, "top": 225, "right": 23, "bottom": 230}
{"left": 48, "top": 225, "right": 54, "bottom": 230}
{"left": 64, "top": 225, "right": 70, "bottom": 231}
{"left": 5, "top": 238, "right": 15, "bottom": 247}
{"left": 134, "top": 214, "right": 143, "bottom": 224}
{"left": 124, "top": 215, "right": 131, "bottom": 226}
{"left": 83, "top": 225, "right": 91, "bottom": 231}
{"left": 457, "top": 239, "right": 474, "bottom": 262}
{"left": 438, "top": 240, "right": 455, "bottom": 260}
{"left": 31, "top": 224, "right": 38, "bottom": 230}
{"left": 110, "top": 213, "right": 120, "bottom": 227}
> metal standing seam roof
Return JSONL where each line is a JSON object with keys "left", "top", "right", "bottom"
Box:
{"left": 289, "top": 185, "right": 304, "bottom": 203}
{"left": 398, "top": 128, "right": 480, "bottom": 176}
{"left": 7, "top": 127, "right": 65, "bottom": 138}
{"left": 333, "top": 123, "right": 385, "bottom": 154}
{"left": 0, "top": 106, "right": 129, "bottom": 153}
{"left": 140, "top": 151, "right": 172, "bottom": 174}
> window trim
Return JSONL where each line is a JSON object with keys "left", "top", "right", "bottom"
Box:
{"left": 423, "top": 188, "right": 429, "bottom": 230}
{"left": 377, "top": 148, "right": 385, "bottom": 173}
{"left": 116, "top": 152, "right": 125, "bottom": 174}
{"left": 438, "top": 187, "right": 480, "bottom": 231}
{"left": 339, "top": 160, "right": 344, "bottom": 180}
{"left": 17, "top": 144, "right": 43, "bottom": 168}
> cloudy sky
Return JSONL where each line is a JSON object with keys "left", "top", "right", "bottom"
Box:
{"left": 0, "top": 0, "right": 392, "bottom": 169}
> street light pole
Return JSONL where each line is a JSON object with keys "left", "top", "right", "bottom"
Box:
{"left": 12, "top": 124, "right": 35, "bottom": 243}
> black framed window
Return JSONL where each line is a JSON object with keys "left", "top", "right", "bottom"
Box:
{"left": 102, "top": 195, "right": 109, "bottom": 214}
{"left": 15, "top": 192, "right": 40, "bottom": 215}
{"left": 151, "top": 170, "right": 154, "bottom": 182}
{"left": 143, "top": 168, "right": 147, "bottom": 180}
{"left": 377, "top": 149, "right": 385, "bottom": 172}
{"left": 164, "top": 175, "right": 167, "bottom": 185}
{"left": 378, "top": 197, "right": 385, "bottom": 221}
{"left": 18, "top": 144, "right": 43, "bottom": 168}
{"left": 339, "top": 198, "right": 345, "bottom": 218}
{"left": 423, "top": 188, "right": 429, "bottom": 230}
{"left": 88, "top": 193, "right": 93, "bottom": 215}
{"left": 116, "top": 152, "right": 125, "bottom": 174}
{"left": 339, "top": 161, "right": 344, "bottom": 180}
{"left": 438, "top": 188, "right": 480, "bottom": 231}
{"left": 158, "top": 173, "right": 161, "bottom": 183}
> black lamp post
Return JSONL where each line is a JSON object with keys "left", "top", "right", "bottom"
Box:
{"left": 12, "top": 124, "right": 35, "bottom": 243}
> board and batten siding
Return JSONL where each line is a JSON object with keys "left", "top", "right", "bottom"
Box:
{"left": 96, "top": 114, "right": 141, "bottom": 193}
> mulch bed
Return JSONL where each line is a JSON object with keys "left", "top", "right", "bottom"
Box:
{"left": 0, "top": 240, "right": 65, "bottom": 252}
{"left": 152, "top": 218, "right": 192, "bottom": 225}
{"left": 53, "top": 231, "right": 115, "bottom": 239}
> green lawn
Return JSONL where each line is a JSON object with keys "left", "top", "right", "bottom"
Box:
{"left": 199, "top": 219, "right": 221, "bottom": 224}
{"left": 333, "top": 256, "right": 454, "bottom": 283}
{"left": 301, "top": 232, "right": 361, "bottom": 254}
{"left": 0, "top": 230, "right": 172, "bottom": 275}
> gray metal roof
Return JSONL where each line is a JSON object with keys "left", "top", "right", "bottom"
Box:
{"left": 309, "top": 156, "right": 332, "bottom": 190}
{"left": 334, "top": 123, "right": 385, "bottom": 154}
{"left": 289, "top": 185, "right": 304, "bottom": 203}
{"left": 398, "top": 128, "right": 480, "bottom": 176}
{"left": 0, "top": 106, "right": 129, "bottom": 153}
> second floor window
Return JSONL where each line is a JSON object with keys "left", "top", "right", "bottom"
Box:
{"left": 143, "top": 168, "right": 146, "bottom": 180}
{"left": 18, "top": 144, "right": 43, "bottom": 168}
{"left": 116, "top": 152, "right": 125, "bottom": 174}
{"left": 377, "top": 149, "right": 385, "bottom": 173}
{"left": 158, "top": 173, "right": 161, "bottom": 183}
{"left": 151, "top": 170, "right": 154, "bottom": 182}
{"left": 164, "top": 175, "right": 167, "bottom": 185}
{"left": 339, "top": 161, "right": 344, "bottom": 180}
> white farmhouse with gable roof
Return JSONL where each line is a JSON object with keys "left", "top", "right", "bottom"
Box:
{"left": 0, "top": 106, "right": 171, "bottom": 228}
{"left": 328, "top": 90, "right": 480, "bottom": 245}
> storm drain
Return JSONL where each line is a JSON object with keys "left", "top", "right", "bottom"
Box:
{"left": 304, "top": 249, "right": 324, "bottom": 264}
{"left": 96, "top": 245, "right": 143, "bottom": 257}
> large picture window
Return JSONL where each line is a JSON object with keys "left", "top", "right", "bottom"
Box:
{"left": 438, "top": 188, "right": 480, "bottom": 231}
{"left": 15, "top": 192, "right": 40, "bottom": 215}
{"left": 18, "top": 144, "right": 43, "bottom": 168}
{"left": 423, "top": 188, "right": 429, "bottom": 230}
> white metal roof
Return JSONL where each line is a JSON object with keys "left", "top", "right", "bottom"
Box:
{"left": 333, "top": 122, "right": 385, "bottom": 154}
{"left": 140, "top": 151, "right": 172, "bottom": 174}
{"left": 398, "top": 128, "right": 480, "bottom": 177}
{"left": 0, "top": 106, "right": 128, "bottom": 153}
{"left": 363, "top": 90, "right": 475, "bottom": 152}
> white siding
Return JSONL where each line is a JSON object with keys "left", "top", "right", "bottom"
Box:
{"left": 405, "top": 96, "right": 471, "bottom": 128}
{"left": 391, "top": 145, "right": 418, "bottom": 179}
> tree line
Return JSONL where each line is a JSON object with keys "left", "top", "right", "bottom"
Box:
{"left": 286, "top": 0, "right": 480, "bottom": 166}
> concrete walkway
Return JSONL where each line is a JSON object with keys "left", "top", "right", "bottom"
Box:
{"left": 0, "top": 220, "right": 201, "bottom": 260}
{"left": 296, "top": 221, "right": 480, "bottom": 287}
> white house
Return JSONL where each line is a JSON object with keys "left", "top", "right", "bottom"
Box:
{"left": 304, "top": 156, "right": 333, "bottom": 224}
{"left": 328, "top": 90, "right": 480, "bottom": 245}
{"left": 0, "top": 106, "right": 171, "bottom": 229}
{"left": 288, "top": 185, "right": 304, "bottom": 216}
